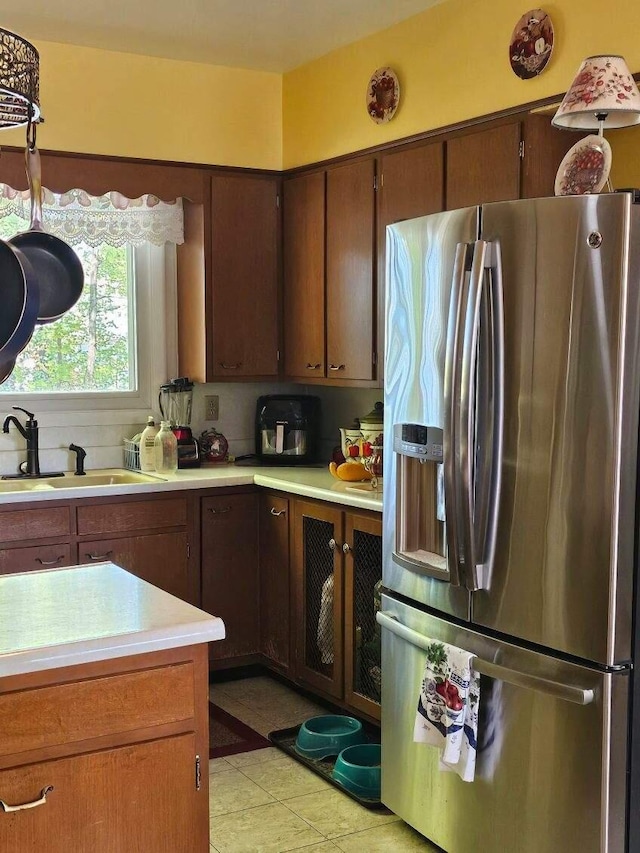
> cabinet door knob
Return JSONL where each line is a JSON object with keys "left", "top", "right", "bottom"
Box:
{"left": 219, "top": 362, "right": 242, "bottom": 370}
{"left": 36, "top": 556, "right": 65, "bottom": 566}
{"left": 306, "top": 363, "right": 321, "bottom": 370}
{"left": 342, "top": 542, "right": 352, "bottom": 555}
{"left": 329, "top": 538, "right": 339, "bottom": 551}
{"left": 86, "top": 551, "right": 113, "bottom": 561}
{"left": 270, "top": 507, "right": 287, "bottom": 517}
{"left": 208, "top": 506, "right": 231, "bottom": 514}
{"left": 328, "top": 364, "right": 346, "bottom": 371}
{"left": 0, "top": 785, "right": 54, "bottom": 812}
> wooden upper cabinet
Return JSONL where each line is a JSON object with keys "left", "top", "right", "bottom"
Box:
{"left": 210, "top": 174, "right": 279, "bottom": 379}
{"left": 283, "top": 172, "right": 326, "bottom": 379}
{"left": 377, "top": 143, "right": 445, "bottom": 385}
{"left": 326, "top": 159, "right": 376, "bottom": 381}
{"left": 446, "top": 123, "right": 521, "bottom": 210}
{"left": 520, "top": 113, "right": 576, "bottom": 199}
{"left": 378, "top": 143, "right": 444, "bottom": 230}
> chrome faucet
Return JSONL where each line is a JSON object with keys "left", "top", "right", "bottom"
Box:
{"left": 2, "top": 406, "right": 41, "bottom": 477}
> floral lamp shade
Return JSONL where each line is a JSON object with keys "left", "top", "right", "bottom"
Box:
{"left": 552, "top": 55, "right": 640, "bottom": 130}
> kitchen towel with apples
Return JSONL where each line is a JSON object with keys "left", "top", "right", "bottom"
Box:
{"left": 414, "top": 641, "right": 480, "bottom": 782}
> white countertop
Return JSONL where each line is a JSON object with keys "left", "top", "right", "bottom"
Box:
{"left": 0, "top": 562, "right": 225, "bottom": 678}
{"left": 0, "top": 464, "right": 383, "bottom": 512}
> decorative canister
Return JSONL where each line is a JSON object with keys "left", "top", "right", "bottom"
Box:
{"left": 359, "top": 402, "right": 384, "bottom": 457}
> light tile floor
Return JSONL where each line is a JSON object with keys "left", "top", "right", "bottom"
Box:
{"left": 208, "top": 675, "right": 440, "bottom": 852}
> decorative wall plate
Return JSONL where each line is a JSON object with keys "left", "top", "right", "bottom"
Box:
{"left": 509, "top": 9, "right": 554, "bottom": 79}
{"left": 554, "top": 134, "right": 612, "bottom": 196}
{"left": 366, "top": 67, "right": 400, "bottom": 124}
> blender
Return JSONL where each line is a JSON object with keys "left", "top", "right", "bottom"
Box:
{"left": 158, "top": 377, "right": 200, "bottom": 468}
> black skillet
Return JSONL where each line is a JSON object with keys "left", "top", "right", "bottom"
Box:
{"left": 10, "top": 126, "right": 84, "bottom": 324}
{"left": 0, "top": 239, "right": 39, "bottom": 364}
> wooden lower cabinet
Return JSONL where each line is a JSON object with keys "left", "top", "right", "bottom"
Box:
{"left": 0, "top": 543, "right": 72, "bottom": 575}
{"left": 258, "top": 492, "right": 291, "bottom": 673}
{"left": 291, "top": 499, "right": 382, "bottom": 721}
{"left": 201, "top": 492, "right": 259, "bottom": 664}
{"left": 0, "top": 736, "right": 200, "bottom": 852}
{"left": 0, "top": 493, "right": 197, "bottom": 606}
{"left": 78, "top": 531, "right": 190, "bottom": 603}
{"left": 75, "top": 494, "right": 196, "bottom": 606}
{"left": 0, "top": 645, "right": 210, "bottom": 853}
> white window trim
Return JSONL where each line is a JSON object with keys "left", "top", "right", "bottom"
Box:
{"left": 0, "top": 243, "right": 178, "bottom": 424}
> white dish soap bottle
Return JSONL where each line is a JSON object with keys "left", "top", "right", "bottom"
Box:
{"left": 139, "top": 416, "right": 160, "bottom": 472}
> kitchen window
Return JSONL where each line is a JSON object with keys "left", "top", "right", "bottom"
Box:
{"left": 0, "top": 187, "right": 182, "bottom": 412}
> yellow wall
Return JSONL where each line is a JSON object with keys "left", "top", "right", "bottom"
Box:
{"left": 0, "top": 41, "right": 282, "bottom": 170}
{"left": 5, "top": 3, "right": 640, "bottom": 175}
{"left": 283, "top": 0, "right": 640, "bottom": 168}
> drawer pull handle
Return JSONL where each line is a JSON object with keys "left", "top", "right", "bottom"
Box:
{"left": 86, "top": 551, "right": 113, "bottom": 561}
{"left": 306, "top": 363, "right": 321, "bottom": 370}
{"left": 270, "top": 507, "right": 287, "bottom": 517}
{"left": 328, "top": 364, "right": 346, "bottom": 371}
{"left": 219, "top": 362, "right": 242, "bottom": 370}
{"left": 36, "top": 556, "right": 65, "bottom": 566}
{"left": 208, "top": 506, "right": 231, "bottom": 515}
{"left": 1, "top": 785, "right": 54, "bottom": 813}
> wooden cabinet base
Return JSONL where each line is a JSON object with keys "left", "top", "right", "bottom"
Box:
{"left": 0, "top": 645, "right": 210, "bottom": 852}
{"left": 0, "top": 735, "right": 203, "bottom": 853}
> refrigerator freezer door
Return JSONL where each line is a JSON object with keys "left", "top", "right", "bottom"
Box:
{"left": 379, "top": 593, "right": 628, "bottom": 853}
{"left": 384, "top": 207, "right": 479, "bottom": 620}
{"left": 474, "top": 194, "right": 640, "bottom": 666}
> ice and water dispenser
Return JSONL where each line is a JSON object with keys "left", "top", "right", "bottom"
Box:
{"left": 393, "top": 423, "right": 447, "bottom": 576}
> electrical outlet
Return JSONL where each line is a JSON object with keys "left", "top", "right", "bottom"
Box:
{"left": 205, "top": 395, "right": 219, "bottom": 421}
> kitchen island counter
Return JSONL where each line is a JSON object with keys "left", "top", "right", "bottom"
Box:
{"left": 0, "top": 562, "right": 220, "bottom": 851}
{"left": 0, "top": 561, "right": 225, "bottom": 678}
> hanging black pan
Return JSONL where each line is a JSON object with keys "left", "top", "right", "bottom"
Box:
{"left": 0, "top": 239, "right": 39, "bottom": 364}
{"left": 10, "top": 126, "right": 84, "bottom": 324}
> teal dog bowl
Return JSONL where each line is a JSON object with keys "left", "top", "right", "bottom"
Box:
{"left": 295, "top": 715, "right": 367, "bottom": 760}
{"left": 332, "top": 743, "right": 381, "bottom": 799}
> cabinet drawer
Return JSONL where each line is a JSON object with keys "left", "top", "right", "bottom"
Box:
{"left": 0, "top": 544, "right": 72, "bottom": 575}
{"left": 0, "top": 507, "right": 70, "bottom": 544}
{"left": 76, "top": 497, "right": 187, "bottom": 535}
{"left": 0, "top": 662, "right": 194, "bottom": 759}
{"left": 0, "top": 734, "right": 203, "bottom": 853}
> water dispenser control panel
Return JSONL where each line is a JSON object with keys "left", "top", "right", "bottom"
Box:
{"left": 393, "top": 423, "right": 443, "bottom": 461}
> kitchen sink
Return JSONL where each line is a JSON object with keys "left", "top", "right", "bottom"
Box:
{"left": 0, "top": 469, "right": 167, "bottom": 492}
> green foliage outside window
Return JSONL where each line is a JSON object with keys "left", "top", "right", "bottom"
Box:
{"left": 0, "top": 212, "right": 133, "bottom": 393}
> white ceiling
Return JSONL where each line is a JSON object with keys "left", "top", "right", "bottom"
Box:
{"left": 0, "top": 0, "right": 444, "bottom": 73}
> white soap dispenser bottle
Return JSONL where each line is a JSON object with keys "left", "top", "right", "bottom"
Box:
{"left": 139, "top": 416, "right": 160, "bottom": 472}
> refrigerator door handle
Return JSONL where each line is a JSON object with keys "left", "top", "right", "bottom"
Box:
{"left": 377, "top": 611, "right": 595, "bottom": 706}
{"left": 459, "top": 240, "right": 504, "bottom": 591}
{"left": 443, "top": 242, "right": 472, "bottom": 588}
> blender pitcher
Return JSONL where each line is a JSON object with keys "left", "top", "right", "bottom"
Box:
{"left": 159, "top": 377, "right": 194, "bottom": 428}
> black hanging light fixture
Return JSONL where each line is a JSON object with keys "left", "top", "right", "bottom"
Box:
{"left": 0, "top": 27, "right": 40, "bottom": 129}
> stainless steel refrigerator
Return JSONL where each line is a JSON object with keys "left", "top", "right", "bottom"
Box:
{"left": 380, "top": 194, "right": 640, "bottom": 853}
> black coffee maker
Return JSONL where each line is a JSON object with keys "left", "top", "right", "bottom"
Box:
{"left": 255, "top": 395, "right": 321, "bottom": 465}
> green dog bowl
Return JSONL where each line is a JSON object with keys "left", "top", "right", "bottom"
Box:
{"left": 295, "top": 715, "right": 367, "bottom": 760}
{"left": 332, "top": 743, "right": 381, "bottom": 799}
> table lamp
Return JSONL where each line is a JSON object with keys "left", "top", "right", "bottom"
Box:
{"left": 552, "top": 55, "right": 640, "bottom": 194}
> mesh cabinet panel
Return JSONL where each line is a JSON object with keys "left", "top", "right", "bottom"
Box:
{"left": 303, "top": 516, "right": 336, "bottom": 677}
{"left": 351, "top": 528, "right": 382, "bottom": 704}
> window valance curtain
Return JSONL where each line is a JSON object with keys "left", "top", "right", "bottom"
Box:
{"left": 0, "top": 185, "right": 184, "bottom": 247}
